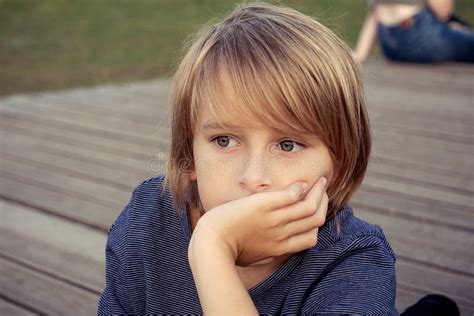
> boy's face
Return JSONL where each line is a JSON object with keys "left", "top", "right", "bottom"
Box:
{"left": 189, "top": 75, "right": 334, "bottom": 213}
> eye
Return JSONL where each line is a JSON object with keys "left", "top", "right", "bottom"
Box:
{"left": 278, "top": 140, "right": 306, "bottom": 153}
{"left": 211, "top": 135, "right": 239, "bottom": 148}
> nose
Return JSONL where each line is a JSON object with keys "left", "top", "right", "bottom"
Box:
{"left": 239, "top": 154, "right": 272, "bottom": 194}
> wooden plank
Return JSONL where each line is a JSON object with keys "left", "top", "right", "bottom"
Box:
{"left": 1, "top": 110, "right": 163, "bottom": 156}
{"left": 354, "top": 187, "right": 474, "bottom": 232}
{"left": 0, "top": 298, "right": 37, "bottom": 316}
{"left": 0, "top": 105, "right": 164, "bottom": 147}
{"left": 0, "top": 200, "right": 106, "bottom": 292}
{"left": 397, "top": 259, "right": 474, "bottom": 307}
{"left": 0, "top": 257, "right": 99, "bottom": 316}
{"left": 372, "top": 121, "right": 473, "bottom": 145}
{"left": 372, "top": 133, "right": 473, "bottom": 172}
{"left": 373, "top": 130, "right": 474, "bottom": 157}
{"left": 366, "top": 89, "right": 473, "bottom": 125}
{"left": 367, "top": 84, "right": 474, "bottom": 113}
{"left": 363, "top": 174, "right": 473, "bottom": 210}
{"left": 363, "top": 60, "right": 474, "bottom": 95}
{"left": 0, "top": 176, "right": 118, "bottom": 230}
{"left": 357, "top": 208, "right": 474, "bottom": 275}
{"left": 369, "top": 109, "right": 473, "bottom": 140}
{"left": 0, "top": 120, "right": 161, "bottom": 165}
{"left": 0, "top": 128, "right": 159, "bottom": 172}
{"left": 367, "top": 156, "right": 474, "bottom": 193}
{"left": 1, "top": 156, "right": 130, "bottom": 208}
{"left": 32, "top": 79, "right": 172, "bottom": 112}
{"left": 1, "top": 96, "right": 170, "bottom": 136}
{"left": 1, "top": 148, "right": 147, "bottom": 192}
{"left": 30, "top": 92, "right": 167, "bottom": 125}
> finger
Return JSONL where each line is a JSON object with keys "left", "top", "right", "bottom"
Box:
{"left": 272, "top": 177, "right": 327, "bottom": 224}
{"left": 243, "top": 181, "right": 307, "bottom": 213}
{"left": 283, "top": 192, "right": 328, "bottom": 236}
{"left": 281, "top": 228, "right": 319, "bottom": 254}
{"left": 247, "top": 257, "right": 275, "bottom": 266}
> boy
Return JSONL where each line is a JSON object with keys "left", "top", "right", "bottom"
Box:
{"left": 98, "top": 2, "right": 398, "bottom": 314}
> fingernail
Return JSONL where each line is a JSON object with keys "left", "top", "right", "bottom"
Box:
{"left": 300, "top": 182, "right": 308, "bottom": 193}
{"left": 293, "top": 182, "right": 307, "bottom": 197}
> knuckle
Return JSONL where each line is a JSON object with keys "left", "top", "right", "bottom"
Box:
{"left": 275, "top": 243, "right": 287, "bottom": 257}
{"left": 307, "top": 203, "right": 317, "bottom": 216}
{"left": 274, "top": 229, "right": 288, "bottom": 242}
{"left": 300, "top": 202, "right": 315, "bottom": 217}
{"left": 269, "top": 212, "right": 283, "bottom": 228}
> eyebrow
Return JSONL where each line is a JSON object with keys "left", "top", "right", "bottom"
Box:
{"left": 201, "top": 121, "right": 246, "bottom": 131}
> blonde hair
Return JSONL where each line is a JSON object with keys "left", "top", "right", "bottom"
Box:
{"left": 162, "top": 1, "right": 371, "bottom": 221}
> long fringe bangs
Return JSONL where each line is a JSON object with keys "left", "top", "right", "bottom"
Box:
{"left": 189, "top": 19, "right": 326, "bottom": 140}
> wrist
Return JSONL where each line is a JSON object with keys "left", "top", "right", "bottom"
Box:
{"left": 189, "top": 221, "right": 237, "bottom": 264}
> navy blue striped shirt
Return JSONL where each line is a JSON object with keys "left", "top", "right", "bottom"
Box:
{"left": 98, "top": 175, "right": 399, "bottom": 315}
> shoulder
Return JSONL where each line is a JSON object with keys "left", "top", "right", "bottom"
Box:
{"left": 311, "top": 205, "right": 396, "bottom": 261}
{"left": 295, "top": 206, "right": 398, "bottom": 314}
{"left": 107, "top": 174, "right": 182, "bottom": 242}
{"left": 99, "top": 175, "right": 175, "bottom": 314}
{"left": 128, "top": 174, "right": 169, "bottom": 211}
{"left": 307, "top": 205, "right": 397, "bottom": 274}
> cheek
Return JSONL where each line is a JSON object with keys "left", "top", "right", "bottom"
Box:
{"left": 196, "top": 180, "right": 228, "bottom": 212}
{"left": 194, "top": 162, "right": 234, "bottom": 211}
{"left": 300, "top": 154, "right": 334, "bottom": 179}
{"left": 194, "top": 156, "right": 237, "bottom": 178}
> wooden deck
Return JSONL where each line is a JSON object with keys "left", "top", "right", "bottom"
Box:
{"left": 1, "top": 58, "right": 473, "bottom": 315}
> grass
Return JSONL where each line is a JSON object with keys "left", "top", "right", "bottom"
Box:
{"left": 0, "top": 0, "right": 472, "bottom": 96}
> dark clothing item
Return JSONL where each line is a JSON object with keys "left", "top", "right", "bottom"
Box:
{"left": 401, "top": 294, "right": 460, "bottom": 316}
{"left": 378, "top": 7, "right": 474, "bottom": 63}
{"left": 97, "top": 175, "right": 398, "bottom": 315}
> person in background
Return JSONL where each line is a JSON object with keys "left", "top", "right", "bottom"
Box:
{"left": 353, "top": 0, "right": 474, "bottom": 63}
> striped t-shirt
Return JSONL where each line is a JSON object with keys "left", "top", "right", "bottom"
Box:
{"left": 98, "top": 175, "right": 399, "bottom": 315}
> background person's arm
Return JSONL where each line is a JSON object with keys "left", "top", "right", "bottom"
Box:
{"left": 352, "top": 10, "right": 378, "bottom": 63}
{"left": 427, "top": 0, "right": 454, "bottom": 22}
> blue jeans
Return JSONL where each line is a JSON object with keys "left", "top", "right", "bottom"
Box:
{"left": 378, "top": 7, "right": 474, "bottom": 63}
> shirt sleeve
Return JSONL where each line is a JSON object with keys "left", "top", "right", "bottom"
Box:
{"left": 97, "top": 189, "right": 138, "bottom": 315}
{"left": 301, "top": 235, "right": 399, "bottom": 316}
